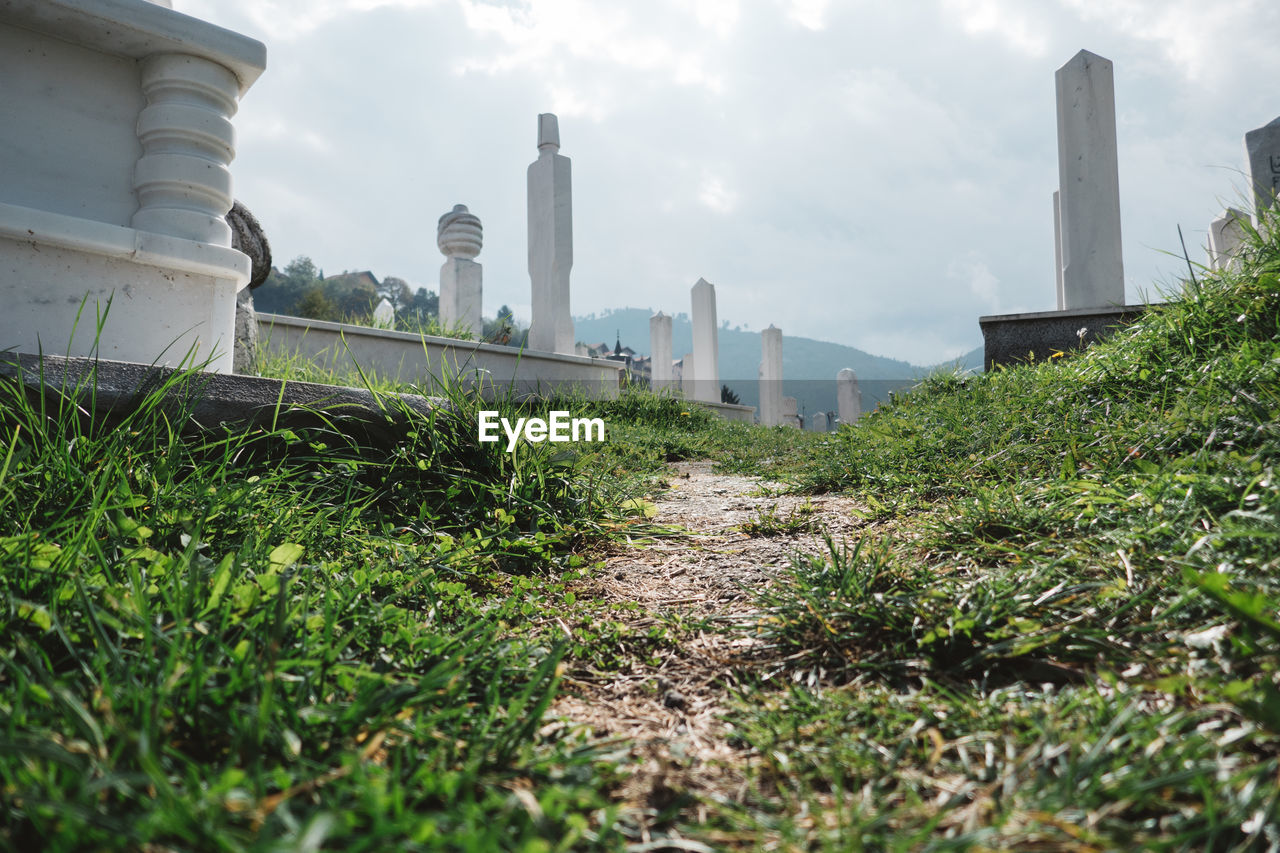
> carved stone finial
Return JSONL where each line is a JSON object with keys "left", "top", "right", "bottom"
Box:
{"left": 227, "top": 200, "right": 272, "bottom": 289}
{"left": 537, "top": 113, "right": 560, "bottom": 152}
{"left": 437, "top": 204, "right": 482, "bottom": 259}
{"left": 227, "top": 199, "right": 271, "bottom": 374}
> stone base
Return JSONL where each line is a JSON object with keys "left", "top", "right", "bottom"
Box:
{"left": 0, "top": 202, "right": 250, "bottom": 373}
{"left": 979, "top": 305, "right": 1149, "bottom": 371}
{"left": 0, "top": 353, "right": 442, "bottom": 448}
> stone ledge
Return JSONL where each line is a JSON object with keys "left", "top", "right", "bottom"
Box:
{"left": 0, "top": 0, "right": 266, "bottom": 93}
{"left": 0, "top": 353, "right": 445, "bottom": 446}
{"left": 979, "top": 304, "right": 1151, "bottom": 371}
{"left": 0, "top": 201, "right": 251, "bottom": 284}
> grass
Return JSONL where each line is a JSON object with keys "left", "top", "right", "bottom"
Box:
{"left": 699, "top": 209, "right": 1280, "bottom": 848}
{"left": 0, "top": 351, "right": 629, "bottom": 849}
{"left": 3, "top": 205, "right": 1279, "bottom": 848}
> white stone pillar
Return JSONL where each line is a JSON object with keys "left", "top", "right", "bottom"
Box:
{"left": 1055, "top": 49, "right": 1124, "bottom": 309}
{"left": 690, "top": 277, "right": 719, "bottom": 403}
{"left": 759, "top": 324, "right": 783, "bottom": 426}
{"left": 527, "top": 113, "right": 573, "bottom": 353}
{"left": 132, "top": 53, "right": 239, "bottom": 247}
{"left": 649, "top": 311, "right": 672, "bottom": 389}
{"left": 681, "top": 352, "right": 695, "bottom": 396}
{"left": 1209, "top": 208, "right": 1247, "bottom": 271}
{"left": 438, "top": 203, "right": 483, "bottom": 336}
{"left": 1245, "top": 117, "right": 1280, "bottom": 220}
{"left": 1053, "top": 190, "right": 1065, "bottom": 310}
{"left": 837, "top": 367, "right": 861, "bottom": 425}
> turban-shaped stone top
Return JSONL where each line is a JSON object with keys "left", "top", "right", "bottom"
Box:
{"left": 437, "top": 204, "right": 482, "bottom": 259}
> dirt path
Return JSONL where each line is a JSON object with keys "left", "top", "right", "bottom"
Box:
{"left": 551, "top": 461, "right": 866, "bottom": 828}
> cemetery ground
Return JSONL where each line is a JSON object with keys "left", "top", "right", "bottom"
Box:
{"left": 2, "top": 224, "right": 1280, "bottom": 851}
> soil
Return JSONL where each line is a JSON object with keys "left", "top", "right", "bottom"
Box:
{"left": 550, "top": 460, "right": 867, "bottom": 836}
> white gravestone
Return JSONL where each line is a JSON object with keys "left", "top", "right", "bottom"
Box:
{"left": 1055, "top": 49, "right": 1124, "bottom": 309}
{"left": 837, "top": 367, "right": 861, "bottom": 425}
{"left": 1245, "top": 117, "right": 1280, "bottom": 217}
{"left": 809, "top": 411, "right": 828, "bottom": 432}
{"left": 649, "top": 311, "right": 672, "bottom": 389}
{"left": 690, "top": 277, "right": 720, "bottom": 403}
{"left": 1053, "top": 190, "right": 1065, "bottom": 310}
{"left": 782, "top": 396, "right": 800, "bottom": 429}
{"left": 759, "top": 324, "right": 783, "bottom": 427}
{"left": 527, "top": 113, "right": 573, "bottom": 354}
{"left": 0, "top": 2, "right": 265, "bottom": 373}
{"left": 437, "top": 203, "right": 483, "bottom": 336}
{"left": 372, "top": 297, "right": 395, "bottom": 330}
{"left": 681, "top": 352, "right": 695, "bottom": 396}
{"left": 1208, "top": 208, "right": 1247, "bottom": 271}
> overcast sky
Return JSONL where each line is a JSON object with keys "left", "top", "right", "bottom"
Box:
{"left": 180, "top": 0, "right": 1280, "bottom": 364}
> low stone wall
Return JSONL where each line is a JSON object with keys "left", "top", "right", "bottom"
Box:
{"left": 0, "top": 353, "right": 439, "bottom": 448}
{"left": 257, "top": 313, "right": 625, "bottom": 399}
{"left": 979, "top": 305, "right": 1149, "bottom": 370}
{"left": 691, "top": 400, "right": 757, "bottom": 423}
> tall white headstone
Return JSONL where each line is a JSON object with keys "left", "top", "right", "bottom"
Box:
{"left": 1055, "top": 49, "right": 1124, "bottom": 309}
{"left": 527, "top": 113, "right": 573, "bottom": 353}
{"left": 1245, "top": 117, "right": 1280, "bottom": 219}
{"left": 837, "top": 367, "right": 861, "bottom": 425}
{"left": 372, "top": 297, "right": 394, "bottom": 330}
{"left": 690, "top": 277, "right": 719, "bottom": 403}
{"left": 759, "top": 324, "right": 783, "bottom": 427}
{"left": 1209, "top": 208, "right": 1247, "bottom": 271}
{"left": 1053, "top": 190, "right": 1065, "bottom": 310}
{"left": 437, "top": 204, "right": 483, "bottom": 337}
{"left": 681, "top": 352, "right": 695, "bottom": 395}
{"left": 649, "top": 311, "right": 672, "bottom": 389}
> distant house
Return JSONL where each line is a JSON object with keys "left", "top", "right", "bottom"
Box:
{"left": 576, "top": 336, "right": 653, "bottom": 383}
{"left": 323, "top": 270, "right": 380, "bottom": 291}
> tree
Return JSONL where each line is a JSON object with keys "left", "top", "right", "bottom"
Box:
{"left": 336, "top": 281, "right": 377, "bottom": 318}
{"left": 721, "top": 384, "right": 740, "bottom": 405}
{"left": 294, "top": 288, "right": 339, "bottom": 322}
{"left": 283, "top": 256, "right": 319, "bottom": 287}
{"left": 410, "top": 287, "right": 438, "bottom": 318}
{"left": 378, "top": 276, "right": 413, "bottom": 313}
{"left": 254, "top": 255, "right": 321, "bottom": 315}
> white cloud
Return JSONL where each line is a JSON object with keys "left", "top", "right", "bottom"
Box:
{"left": 693, "top": 0, "right": 740, "bottom": 37}
{"left": 947, "top": 251, "right": 1000, "bottom": 308}
{"left": 454, "top": 0, "right": 726, "bottom": 96}
{"left": 1058, "top": 0, "right": 1277, "bottom": 87}
{"left": 698, "top": 174, "right": 739, "bottom": 213}
{"left": 237, "top": 117, "right": 333, "bottom": 155}
{"left": 779, "top": 0, "right": 831, "bottom": 30}
{"left": 939, "top": 0, "right": 1049, "bottom": 57}
{"left": 182, "top": 0, "right": 443, "bottom": 41}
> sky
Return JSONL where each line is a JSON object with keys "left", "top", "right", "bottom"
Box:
{"left": 179, "top": 0, "right": 1280, "bottom": 365}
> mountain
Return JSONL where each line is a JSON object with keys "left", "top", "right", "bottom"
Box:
{"left": 573, "top": 308, "right": 983, "bottom": 418}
